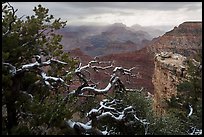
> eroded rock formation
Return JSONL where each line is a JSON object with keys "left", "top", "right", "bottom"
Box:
{"left": 148, "top": 21, "right": 202, "bottom": 57}
{"left": 152, "top": 52, "right": 187, "bottom": 115}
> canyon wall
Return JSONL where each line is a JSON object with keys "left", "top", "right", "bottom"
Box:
{"left": 148, "top": 21, "right": 202, "bottom": 57}
{"left": 152, "top": 52, "right": 187, "bottom": 115}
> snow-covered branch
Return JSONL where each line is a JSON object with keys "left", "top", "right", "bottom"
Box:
{"left": 113, "top": 66, "right": 135, "bottom": 76}
{"left": 21, "top": 61, "right": 40, "bottom": 69}
{"left": 3, "top": 54, "right": 68, "bottom": 76}
{"left": 3, "top": 55, "right": 69, "bottom": 90}
{"left": 65, "top": 119, "right": 106, "bottom": 135}
{"left": 50, "top": 58, "right": 68, "bottom": 65}
{"left": 187, "top": 104, "right": 193, "bottom": 118}
{"left": 41, "top": 72, "right": 64, "bottom": 83}
{"left": 188, "top": 126, "right": 202, "bottom": 135}
{"left": 66, "top": 99, "right": 149, "bottom": 135}
{"left": 3, "top": 62, "right": 17, "bottom": 76}
{"left": 71, "top": 58, "right": 138, "bottom": 96}
{"left": 20, "top": 57, "right": 67, "bottom": 70}
{"left": 80, "top": 83, "right": 112, "bottom": 95}
{"left": 66, "top": 120, "right": 92, "bottom": 130}
{"left": 75, "top": 60, "right": 113, "bottom": 73}
{"left": 40, "top": 71, "right": 64, "bottom": 88}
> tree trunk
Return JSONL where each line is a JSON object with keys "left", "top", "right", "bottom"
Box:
{"left": 6, "top": 75, "right": 21, "bottom": 134}
{"left": 6, "top": 101, "right": 17, "bottom": 134}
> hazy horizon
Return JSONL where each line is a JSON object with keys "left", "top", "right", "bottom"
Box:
{"left": 10, "top": 2, "right": 202, "bottom": 32}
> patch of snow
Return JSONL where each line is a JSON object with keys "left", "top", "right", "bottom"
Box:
{"left": 189, "top": 127, "right": 202, "bottom": 135}
{"left": 42, "top": 60, "right": 51, "bottom": 65}
{"left": 66, "top": 120, "right": 75, "bottom": 128}
{"left": 113, "top": 67, "right": 122, "bottom": 72}
{"left": 81, "top": 82, "right": 112, "bottom": 94}
{"left": 101, "top": 130, "right": 109, "bottom": 135}
{"left": 77, "top": 122, "right": 92, "bottom": 130}
{"left": 22, "top": 62, "right": 40, "bottom": 69}
{"left": 41, "top": 72, "right": 64, "bottom": 82}
{"left": 51, "top": 58, "right": 67, "bottom": 65}
{"left": 187, "top": 104, "right": 193, "bottom": 117}
{"left": 45, "top": 81, "right": 51, "bottom": 86}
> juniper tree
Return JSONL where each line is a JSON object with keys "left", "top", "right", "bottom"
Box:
{"left": 2, "top": 3, "right": 77, "bottom": 134}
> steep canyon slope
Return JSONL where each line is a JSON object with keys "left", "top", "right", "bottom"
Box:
{"left": 148, "top": 22, "right": 202, "bottom": 57}
{"left": 66, "top": 21, "right": 202, "bottom": 98}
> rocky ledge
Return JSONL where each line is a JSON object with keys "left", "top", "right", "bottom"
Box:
{"left": 152, "top": 52, "right": 187, "bottom": 115}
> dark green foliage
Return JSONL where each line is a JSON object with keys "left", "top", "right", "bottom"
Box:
{"left": 166, "top": 50, "right": 202, "bottom": 134}
{"left": 89, "top": 90, "right": 187, "bottom": 135}
{"left": 147, "top": 113, "right": 186, "bottom": 135}
{"left": 124, "top": 91, "right": 151, "bottom": 118}
{"left": 177, "top": 80, "right": 194, "bottom": 92}
{"left": 2, "top": 3, "right": 77, "bottom": 135}
{"left": 122, "top": 91, "right": 186, "bottom": 135}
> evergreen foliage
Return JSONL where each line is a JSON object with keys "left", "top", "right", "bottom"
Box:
{"left": 166, "top": 49, "right": 202, "bottom": 135}
{"left": 2, "top": 3, "right": 202, "bottom": 135}
{"left": 2, "top": 3, "right": 77, "bottom": 134}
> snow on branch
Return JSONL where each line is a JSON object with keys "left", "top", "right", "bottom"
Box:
{"left": 65, "top": 58, "right": 147, "bottom": 134}
{"left": 96, "top": 105, "right": 134, "bottom": 121}
{"left": 88, "top": 99, "right": 134, "bottom": 121}
{"left": 187, "top": 104, "right": 193, "bottom": 118}
{"left": 3, "top": 54, "right": 70, "bottom": 91}
{"left": 41, "top": 60, "right": 51, "bottom": 65}
{"left": 113, "top": 66, "right": 136, "bottom": 76}
{"left": 66, "top": 120, "right": 92, "bottom": 130}
{"left": 188, "top": 126, "right": 202, "bottom": 135}
{"left": 72, "top": 58, "right": 138, "bottom": 96}
{"left": 22, "top": 61, "right": 40, "bottom": 69}
{"left": 91, "top": 65, "right": 113, "bottom": 72}
{"left": 50, "top": 58, "right": 68, "bottom": 65}
{"left": 75, "top": 62, "right": 90, "bottom": 73}
{"left": 75, "top": 60, "right": 113, "bottom": 73}
{"left": 3, "top": 54, "right": 68, "bottom": 77}
{"left": 21, "top": 57, "right": 67, "bottom": 70}
{"left": 41, "top": 72, "right": 64, "bottom": 83}
{"left": 80, "top": 83, "right": 112, "bottom": 95}
{"left": 74, "top": 72, "right": 139, "bottom": 96}
{"left": 66, "top": 98, "right": 149, "bottom": 135}
{"left": 3, "top": 62, "right": 17, "bottom": 76}
{"left": 65, "top": 119, "right": 105, "bottom": 135}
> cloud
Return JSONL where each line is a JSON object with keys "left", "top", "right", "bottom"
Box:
{"left": 61, "top": 2, "right": 201, "bottom": 11}
{"left": 9, "top": 2, "right": 202, "bottom": 31}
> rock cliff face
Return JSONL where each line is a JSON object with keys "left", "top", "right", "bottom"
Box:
{"left": 148, "top": 21, "right": 202, "bottom": 57}
{"left": 152, "top": 52, "right": 187, "bottom": 115}
{"left": 148, "top": 22, "right": 202, "bottom": 115}
{"left": 100, "top": 47, "right": 155, "bottom": 93}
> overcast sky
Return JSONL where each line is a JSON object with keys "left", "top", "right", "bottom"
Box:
{"left": 10, "top": 2, "right": 202, "bottom": 31}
